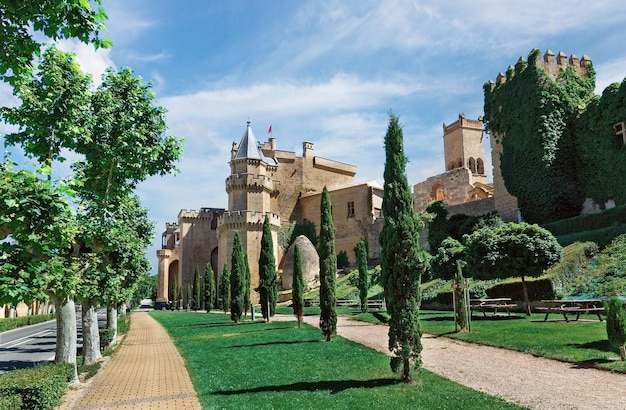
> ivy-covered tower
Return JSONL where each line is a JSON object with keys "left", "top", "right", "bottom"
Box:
{"left": 484, "top": 49, "right": 594, "bottom": 224}
{"left": 217, "top": 122, "right": 281, "bottom": 304}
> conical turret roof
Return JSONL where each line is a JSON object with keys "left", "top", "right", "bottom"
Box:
{"left": 234, "top": 121, "right": 276, "bottom": 165}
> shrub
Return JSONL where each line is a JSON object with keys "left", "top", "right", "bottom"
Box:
{"left": 337, "top": 250, "right": 349, "bottom": 269}
{"left": 0, "top": 363, "right": 74, "bottom": 409}
{"left": 486, "top": 278, "right": 555, "bottom": 301}
{"left": 605, "top": 297, "right": 626, "bottom": 360}
{"left": 0, "top": 394, "right": 22, "bottom": 410}
{"left": 99, "top": 327, "right": 115, "bottom": 350}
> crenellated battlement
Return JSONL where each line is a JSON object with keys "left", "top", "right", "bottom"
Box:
{"left": 488, "top": 49, "right": 592, "bottom": 90}
{"left": 178, "top": 208, "right": 225, "bottom": 220}
{"left": 217, "top": 211, "right": 281, "bottom": 229}
{"left": 443, "top": 113, "right": 483, "bottom": 134}
{"left": 225, "top": 173, "right": 279, "bottom": 194}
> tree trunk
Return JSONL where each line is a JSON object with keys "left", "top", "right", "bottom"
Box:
{"left": 620, "top": 345, "right": 625, "bottom": 361}
{"left": 53, "top": 295, "right": 78, "bottom": 383}
{"left": 521, "top": 275, "right": 531, "bottom": 316}
{"left": 81, "top": 297, "right": 102, "bottom": 365}
{"left": 402, "top": 359, "right": 411, "bottom": 383}
{"left": 106, "top": 303, "right": 118, "bottom": 346}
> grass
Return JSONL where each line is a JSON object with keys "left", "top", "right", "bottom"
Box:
{"left": 151, "top": 311, "right": 524, "bottom": 410}
{"left": 353, "top": 309, "right": 626, "bottom": 373}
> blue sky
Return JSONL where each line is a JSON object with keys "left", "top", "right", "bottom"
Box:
{"left": 2, "top": 0, "right": 626, "bottom": 275}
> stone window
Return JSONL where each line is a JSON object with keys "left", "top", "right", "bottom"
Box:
{"left": 374, "top": 208, "right": 382, "bottom": 218}
{"left": 468, "top": 157, "right": 476, "bottom": 173}
{"left": 347, "top": 201, "right": 355, "bottom": 218}
{"left": 614, "top": 121, "right": 626, "bottom": 149}
{"left": 477, "top": 158, "right": 485, "bottom": 174}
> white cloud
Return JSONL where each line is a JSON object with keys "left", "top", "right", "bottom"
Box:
{"left": 595, "top": 57, "right": 626, "bottom": 93}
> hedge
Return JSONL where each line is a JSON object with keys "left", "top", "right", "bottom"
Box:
{"left": 0, "top": 314, "right": 55, "bottom": 332}
{"left": 0, "top": 363, "right": 74, "bottom": 409}
{"left": 543, "top": 205, "right": 626, "bottom": 236}
{"left": 556, "top": 224, "right": 626, "bottom": 249}
{"left": 0, "top": 394, "right": 22, "bottom": 410}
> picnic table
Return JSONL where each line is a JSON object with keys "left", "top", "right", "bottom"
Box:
{"left": 470, "top": 298, "right": 517, "bottom": 317}
{"left": 536, "top": 299, "right": 605, "bottom": 322}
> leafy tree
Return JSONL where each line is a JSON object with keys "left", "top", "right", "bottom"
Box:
{"left": 337, "top": 250, "right": 349, "bottom": 269}
{"left": 319, "top": 186, "right": 337, "bottom": 341}
{"left": 292, "top": 244, "right": 305, "bottom": 328}
{"left": 257, "top": 215, "right": 278, "bottom": 321}
{"left": 379, "top": 113, "right": 429, "bottom": 383}
{"left": 465, "top": 222, "right": 562, "bottom": 315}
{"left": 0, "top": 0, "right": 110, "bottom": 85}
{"left": 192, "top": 266, "right": 202, "bottom": 310}
{"left": 354, "top": 240, "right": 369, "bottom": 313}
{"left": 218, "top": 264, "right": 230, "bottom": 313}
{"left": 130, "top": 273, "right": 157, "bottom": 308}
{"left": 230, "top": 231, "right": 246, "bottom": 323}
{"left": 203, "top": 262, "right": 216, "bottom": 312}
{"left": 605, "top": 297, "right": 626, "bottom": 360}
{"left": 430, "top": 237, "right": 466, "bottom": 281}
{"left": 2, "top": 46, "right": 92, "bottom": 167}
{"left": 0, "top": 161, "right": 78, "bottom": 378}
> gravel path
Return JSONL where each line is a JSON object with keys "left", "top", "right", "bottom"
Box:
{"left": 273, "top": 314, "right": 626, "bottom": 410}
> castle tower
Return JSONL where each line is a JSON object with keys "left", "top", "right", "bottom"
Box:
{"left": 218, "top": 122, "right": 281, "bottom": 304}
{"left": 443, "top": 113, "right": 486, "bottom": 182}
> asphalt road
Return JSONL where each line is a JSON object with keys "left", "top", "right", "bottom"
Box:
{"left": 0, "top": 319, "right": 60, "bottom": 373}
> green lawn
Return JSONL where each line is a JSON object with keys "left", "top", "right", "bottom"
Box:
{"left": 353, "top": 309, "right": 626, "bottom": 372}
{"left": 151, "top": 311, "right": 525, "bottom": 410}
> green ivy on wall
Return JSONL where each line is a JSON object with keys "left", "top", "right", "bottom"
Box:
{"left": 483, "top": 48, "right": 596, "bottom": 224}
{"left": 575, "top": 80, "right": 626, "bottom": 207}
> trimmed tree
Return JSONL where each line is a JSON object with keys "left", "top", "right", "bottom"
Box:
{"left": 192, "top": 266, "right": 202, "bottom": 310}
{"left": 354, "top": 240, "right": 369, "bottom": 313}
{"left": 292, "top": 244, "right": 305, "bottom": 327}
{"left": 230, "top": 231, "right": 246, "bottom": 323}
{"left": 258, "top": 215, "right": 278, "bottom": 321}
{"left": 203, "top": 262, "right": 216, "bottom": 312}
{"left": 243, "top": 251, "right": 251, "bottom": 317}
{"left": 465, "top": 222, "right": 562, "bottom": 315}
{"left": 218, "top": 264, "right": 230, "bottom": 313}
{"left": 319, "top": 186, "right": 337, "bottom": 341}
{"left": 379, "top": 113, "right": 429, "bottom": 383}
{"left": 605, "top": 297, "right": 626, "bottom": 360}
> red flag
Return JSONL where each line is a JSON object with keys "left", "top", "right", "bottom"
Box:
{"left": 268, "top": 125, "right": 272, "bottom": 134}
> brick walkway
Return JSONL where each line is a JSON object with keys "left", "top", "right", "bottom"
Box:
{"left": 61, "top": 311, "right": 201, "bottom": 410}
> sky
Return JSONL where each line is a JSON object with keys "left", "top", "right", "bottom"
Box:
{"left": 2, "top": 0, "right": 626, "bottom": 275}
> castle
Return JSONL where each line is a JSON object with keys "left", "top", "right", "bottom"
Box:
{"left": 156, "top": 111, "right": 494, "bottom": 306}
{"left": 156, "top": 49, "right": 611, "bottom": 308}
{"left": 156, "top": 122, "right": 384, "bottom": 305}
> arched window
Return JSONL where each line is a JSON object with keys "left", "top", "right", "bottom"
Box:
{"left": 468, "top": 157, "right": 476, "bottom": 174}
{"left": 431, "top": 182, "right": 445, "bottom": 201}
{"left": 477, "top": 158, "right": 485, "bottom": 174}
{"left": 447, "top": 161, "right": 455, "bottom": 171}
{"left": 456, "top": 158, "right": 462, "bottom": 168}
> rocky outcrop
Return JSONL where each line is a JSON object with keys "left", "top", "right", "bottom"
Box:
{"left": 281, "top": 235, "right": 319, "bottom": 289}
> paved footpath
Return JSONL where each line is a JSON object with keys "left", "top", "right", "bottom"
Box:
{"left": 60, "top": 311, "right": 201, "bottom": 410}
{"left": 273, "top": 314, "right": 626, "bottom": 410}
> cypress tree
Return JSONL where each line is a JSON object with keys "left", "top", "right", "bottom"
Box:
{"left": 380, "top": 113, "right": 429, "bottom": 382}
{"left": 192, "top": 266, "right": 202, "bottom": 310}
{"left": 354, "top": 239, "right": 369, "bottom": 313}
{"left": 243, "top": 252, "right": 251, "bottom": 317}
{"left": 219, "top": 263, "right": 230, "bottom": 313}
{"left": 230, "top": 231, "right": 246, "bottom": 323}
{"left": 292, "top": 244, "right": 305, "bottom": 328}
{"left": 606, "top": 297, "right": 626, "bottom": 360}
{"left": 258, "top": 214, "right": 278, "bottom": 321}
{"left": 319, "top": 186, "right": 337, "bottom": 341}
{"left": 203, "top": 262, "right": 216, "bottom": 312}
